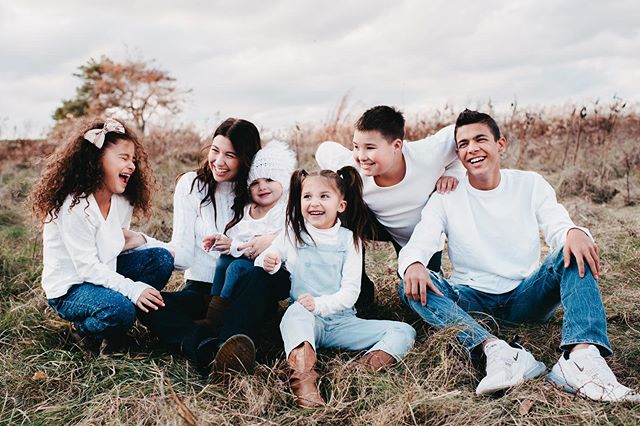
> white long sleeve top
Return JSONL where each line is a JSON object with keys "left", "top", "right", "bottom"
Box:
{"left": 227, "top": 201, "right": 286, "bottom": 257}
{"left": 254, "top": 221, "right": 362, "bottom": 316}
{"left": 169, "top": 171, "right": 235, "bottom": 282}
{"left": 315, "top": 125, "right": 464, "bottom": 246}
{"left": 398, "top": 170, "right": 592, "bottom": 294}
{"left": 41, "top": 194, "right": 154, "bottom": 303}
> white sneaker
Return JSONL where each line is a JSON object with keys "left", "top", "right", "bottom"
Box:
{"left": 476, "top": 340, "right": 546, "bottom": 395}
{"left": 547, "top": 345, "right": 640, "bottom": 402}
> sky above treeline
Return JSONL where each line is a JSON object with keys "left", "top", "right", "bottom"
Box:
{"left": 1, "top": 0, "right": 639, "bottom": 138}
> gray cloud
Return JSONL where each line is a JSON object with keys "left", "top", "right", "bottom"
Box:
{"left": 1, "top": 0, "right": 639, "bottom": 138}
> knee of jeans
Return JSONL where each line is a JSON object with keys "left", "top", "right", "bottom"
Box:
{"left": 153, "top": 248, "right": 175, "bottom": 275}
{"left": 100, "top": 299, "right": 136, "bottom": 329}
{"left": 395, "top": 322, "right": 417, "bottom": 340}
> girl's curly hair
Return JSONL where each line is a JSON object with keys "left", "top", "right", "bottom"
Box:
{"left": 29, "top": 118, "right": 156, "bottom": 224}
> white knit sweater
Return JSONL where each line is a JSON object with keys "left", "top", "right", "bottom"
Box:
{"left": 169, "top": 171, "right": 235, "bottom": 283}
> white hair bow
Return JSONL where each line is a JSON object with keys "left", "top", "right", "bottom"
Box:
{"left": 83, "top": 118, "right": 126, "bottom": 149}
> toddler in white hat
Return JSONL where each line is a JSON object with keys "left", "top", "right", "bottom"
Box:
{"left": 197, "top": 140, "right": 296, "bottom": 330}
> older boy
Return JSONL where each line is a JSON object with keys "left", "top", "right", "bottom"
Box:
{"left": 398, "top": 109, "right": 638, "bottom": 401}
{"left": 316, "top": 106, "right": 463, "bottom": 308}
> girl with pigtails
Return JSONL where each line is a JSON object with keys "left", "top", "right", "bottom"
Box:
{"left": 255, "top": 166, "right": 416, "bottom": 408}
{"left": 29, "top": 118, "right": 174, "bottom": 354}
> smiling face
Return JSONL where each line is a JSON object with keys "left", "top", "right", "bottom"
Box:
{"left": 99, "top": 138, "right": 136, "bottom": 196}
{"left": 300, "top": 176, "right": 346, "bottom": 229}
{"left": 249, "top": 178, "right": 283, "bottom": 209}
{"left": 455, "top": 122, "right": 506, "bottom": 190}
{"left": 208, "top": 135, "right": 240, "bottom": 182}
{"left": 352, "top": 130, "right": 403, "bottom": 178}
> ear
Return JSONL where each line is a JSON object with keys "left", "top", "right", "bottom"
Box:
{"left": 497, "top": 136, "right": 507, "bottom": 153}
{"left": 392, "top": 138, "right": 403, "bottom": 153}
{"left": 337, "top": 199, "right": 347, "bottom": 214}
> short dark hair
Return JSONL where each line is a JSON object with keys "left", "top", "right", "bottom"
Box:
{"left": 454, "top": 109, "right": 501, "bottom": 142}
{"left": 355, "top": 105, "right": 405, "bottom": 142}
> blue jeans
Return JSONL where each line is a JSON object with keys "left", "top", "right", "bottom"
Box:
{"left": 211, "top": 254, "right": 254, "bottom": 299}
{"left": 399, "top": 248, "right": 612, "bottom": 356}
{"left": 48, "top": 248, "right": 174, "bottom": 339}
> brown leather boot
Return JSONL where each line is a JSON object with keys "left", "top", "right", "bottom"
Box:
{"left": 356, "top": 350, "right": 397, "bottom": 372}
{"left": 194, "top": 296, "right": 230, "bottom": 332}
{"left": 288, "top": 342, "right": 324, "bottom": 408}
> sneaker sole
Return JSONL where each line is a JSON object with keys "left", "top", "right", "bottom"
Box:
{"left": 545, "top": 369, "right": 577, "bottom": 395}
{"left": 477, "top": 361, "right": 547, "bottom": 395}
{"left": 212, "top": 334, "right": 256, "bottom": 375}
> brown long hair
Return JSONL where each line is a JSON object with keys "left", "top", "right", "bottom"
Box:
{"left": 285, "top": 166, "right": 371, "bottom": 249}
{"left": 190, "top": 118, "right": 261, "bottom": 232}
{"left": 29, "top": 118, "right": 155, "bottom": 224}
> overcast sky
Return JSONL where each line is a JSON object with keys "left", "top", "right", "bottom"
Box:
{"left": 1, "top": 0, "right": 639, "bottom": 138}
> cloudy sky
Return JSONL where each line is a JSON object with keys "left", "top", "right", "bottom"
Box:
{"left": 1, "top": 0, "right": 638, "bottom": 138}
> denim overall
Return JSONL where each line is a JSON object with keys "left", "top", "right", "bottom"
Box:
{"left": 280, "top": 227, "right": 415, "bottom": 359}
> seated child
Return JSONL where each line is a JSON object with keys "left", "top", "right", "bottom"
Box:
{"left": 197, "top": 140, "right": 296, "bottom": 330}
{"left": 256, "top": 166, "right": 416, "bottom": 408}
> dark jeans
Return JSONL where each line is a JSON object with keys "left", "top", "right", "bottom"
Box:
{"left": 211, "top": 254, "right": 254, "bottom": 298}
{"left": 137, "top": 266, "right": 291, "bottom": 362}
{"left": 357, "top": 208, "right": 442, "bottom": 311}
{"left": 48, "top": 248, "right": 174, "bottom": 339}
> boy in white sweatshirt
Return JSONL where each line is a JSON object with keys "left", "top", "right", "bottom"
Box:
{"left": 398, "top": 109, "right": 638, "bottom": 402}
{"left": 316, "top": 106, "right": 464, "bottom": 309}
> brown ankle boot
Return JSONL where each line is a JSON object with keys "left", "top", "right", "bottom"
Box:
{"left": 356, "top": 350, "right": 397, "bottom": 372}
{"left": 194, "top": 296, "right": 229, "bottom": 332}
{"left": 288, "top": 342, "right": 324, "bottom": 408}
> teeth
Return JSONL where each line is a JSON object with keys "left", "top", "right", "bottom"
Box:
{"left": 469, "top": 157, "right": 484, "bottom": 164}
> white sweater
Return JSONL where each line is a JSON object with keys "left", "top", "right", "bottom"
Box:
{"left": 254, "top": 221, "right": 362, "bottom": 316}
{"left": 169, "top": 171, "right": 235, "bottom": 282}
{"left": 315, "top": 125, "right": 464, "bottom": 246}
{"left": 228, "top": 201, "right": 286, "bottom": 257}
{"left": 398, "top": 170, "right": 592, "bottom": 294}
{"left": 41, "top": 194, "right": 153, "bottom": 303}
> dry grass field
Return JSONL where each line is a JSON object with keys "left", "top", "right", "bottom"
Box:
{"left": 1, "top": 101, "right": 639, "bottom": 424}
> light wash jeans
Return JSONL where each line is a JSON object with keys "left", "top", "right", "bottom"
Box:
{"left": 399, "top": 248, "right": 612, "bottom": 356}
{"left": 280, "top": 302, "right": 416, "bottom": 360}
{"left": 48, "top": 248, "right": 174, "bottom": 339}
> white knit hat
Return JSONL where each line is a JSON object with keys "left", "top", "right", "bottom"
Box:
{"left": 247, "top": 140, "right": 297, "bottom": 192}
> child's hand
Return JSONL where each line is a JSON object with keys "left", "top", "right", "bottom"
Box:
{"left": 435, "top": 176, "right": 459, "bottom": 194}
{"left": 136, "top": 288, "right": 165, "bottom": 313}
{"left": 202, "top": 234, "right": 220, "bottom": 252}
{"left": 263, "top": 253, "right": 280, "bottom": 272}
{"left": 298, "top": 293, "right": 316, "bottom": 312}
{"left": 213, "top": 235, "right": 232, "bottom": 254}
{"left": 239, "top": 233, "right": 276, "bottom": 259}
{"left": 122, "top": 228, "right": 146, "bottom": 251}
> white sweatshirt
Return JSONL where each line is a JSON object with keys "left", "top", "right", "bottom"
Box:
{"left": 169, "top": 171, "right": 235, "bottom": 282}
{"left": 398, "top": 170, "right": 592, "bottom": 294}
{"left": 227, "top": 201, "right": 286, "bottom": 258}
{"left": 42, "top": 194, "right": 153, "bottom": 303}
{"left": 315, "top": 125, "right": 464, "bottom": 246}
{"left": 254, "top": 221, "right": 362, "bottom": 316}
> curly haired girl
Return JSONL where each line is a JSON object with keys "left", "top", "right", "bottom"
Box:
{"left": 29, "top": 118, "right": 174, "bottom": 353}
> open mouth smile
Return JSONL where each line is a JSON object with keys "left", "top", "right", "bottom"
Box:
{"left": 468, "top": 156, "right": 486, "bottom": 164}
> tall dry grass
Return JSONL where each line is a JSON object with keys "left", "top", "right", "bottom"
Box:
{"left": 1, "top": 100, "right": 639, "bottom": 424}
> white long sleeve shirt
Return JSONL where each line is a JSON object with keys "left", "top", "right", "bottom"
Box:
{"left": 255, "top": 221, "right": 362, "bottom": 316}
{"left": 42, "top": 194, "right": 153, "bottom": 303}
{"left": 227, "top": 202, "right": 286, "bottom": 257}
{"left": 315, "top": 125, "right": 464, "bottom": 246}
{"left": 169, "top": 171, "right": 235, "bottom": 282}
{"left": 398, "top": 170, "right": 592, "bottom": 294}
